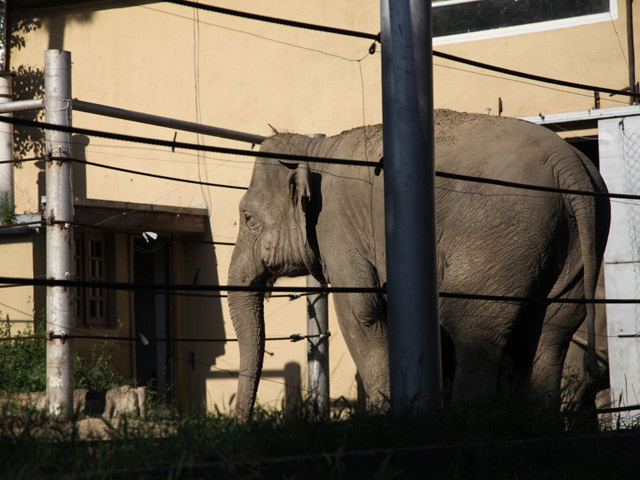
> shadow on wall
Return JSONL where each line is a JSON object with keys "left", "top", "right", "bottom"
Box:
{"left": 11, "top": 64, "right": 44, "bottom": 161}
{"left": 8, "top": 8, "right": 93, "bottom": 162}
{"left": 9, "top": 14, "right": 44, "bottom": 161}
{"left": 44, "top": 11, "right": 94, "bottom": 51}
{"left": 71, "top": 135, "right": 89, "bottom": 199}
{"left": 284, "top": 362, "right": 302, "bottom": 409}
{"left": 185, "top": 224, "right": 228, "bottom": 412}
{"left": 33, "top": 135, "right": 88, "bottom": 205}
{"left": 206, "top": 363, "right": 303, "bottom": 413}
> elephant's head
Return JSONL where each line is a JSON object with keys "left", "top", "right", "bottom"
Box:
{"left": 228, "top": 136, "right": 322, "bottom": 421}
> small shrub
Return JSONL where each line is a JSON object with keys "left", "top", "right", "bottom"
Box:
{"left": 73, "top": 343, "right": 123, "bottom": 391}
{"left": 0, "top": 191, "right": 16, "bottom": 225}
{"left": 0, "top": 321, "right": 124, "bottom": 393}
{"left": 0, "top": 322, "right": 46, "bottom": 393}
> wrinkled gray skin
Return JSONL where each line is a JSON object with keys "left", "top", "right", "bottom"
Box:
{"left": 228, "top": 110, "right": 610, "bottom": 422}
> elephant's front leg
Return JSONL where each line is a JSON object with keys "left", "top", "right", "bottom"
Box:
{"left": 332, "top": 290, "right": 390, "bottom": 408}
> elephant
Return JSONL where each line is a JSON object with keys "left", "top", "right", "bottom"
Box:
{"left": 227, "top": 109, "right": 610, "bottom": 422}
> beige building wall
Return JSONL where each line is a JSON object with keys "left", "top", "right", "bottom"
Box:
{"left": 0, "top": 237, "right": 38, "bottom": 334}
{"left": 7, "top": 0, "right": 636, "bottom": 413}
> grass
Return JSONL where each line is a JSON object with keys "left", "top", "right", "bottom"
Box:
{"left": 0, "top": 331, "right": 634, "bottom": 478}
{"left": 2, "top": 395, "right": 640, "bottom": 479}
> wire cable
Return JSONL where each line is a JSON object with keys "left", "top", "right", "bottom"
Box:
{"left": 0, "top": 332, "right": 329, "bottom": 343}
{"left": 4, "top": 275, "right": 640, "bottom": 305}
{"left": 24, "top": 152, "right": 640, "bottom": 207}
{"left": 0, "top": 330, "right": 338, "bottom": 403}
{"left": 433, "top": 61, "right": 629, "bottom": 106}
{"left": 130, "top": 1, "right": 375, "bottom": 63}
{"left": 439, "top": 291, "right": 638, "bottom": 305}
{"left": 0, "top": 116, "right": 380, "bottom": 168}
{"left": 433, "top": 50, "right": 640, "bottom": 99}
{"left": 0, "top": 220, "right": 43, "bottom": 230}
{"left": 163, "top": 0, "right": 380, "bottom": 42}
{"left": 165, "top": 1, "right": 639, "bottom": 99}
{"left": 44, "top": 156, "right": 640, "bottom": 201}
{"left": 435, "top": 170, "right": 637, "bottom": 200}
{"left": 0, "top": 276, "right": 383, "bottom": 295}
{"left": 68, "top": 157, "right": 248, "bottom": 191}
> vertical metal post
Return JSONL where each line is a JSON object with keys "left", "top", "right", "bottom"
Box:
{"left": 0, "top": 72, "right": 14, "bottom": 215}
{"left": 44, "top": 49, "right": 74, "bottom": 417}
{"left": 0, "top": 0, "right": 13, "bottom": 218}
{"left": 306, "top": 275, "right": 329, "bottom": 417}
{"left": 380, "top": 0, "right": 441, "bottom": 410}
{"left": 627, "top": 0, "right": 637, "bottom": 104}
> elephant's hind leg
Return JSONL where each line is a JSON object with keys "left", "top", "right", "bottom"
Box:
{"left": 443, "top": 299, "right": 523, "bottom": 405}
{"left": 531, "top": 279, "right": 586, "bottom": 408}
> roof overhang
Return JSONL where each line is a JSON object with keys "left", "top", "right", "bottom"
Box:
{"left": 73, "top": 198, "right": 208, "bottom": 236}
{"left": 10, "top": 1, "right": 157, "bottom": 16}
{"left": 0, "top": 199, "right": 208, "bottom": 237}
{"left": 520, "top": 105, "right": 640, "bottom": 133}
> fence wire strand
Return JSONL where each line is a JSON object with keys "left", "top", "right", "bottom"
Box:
{"left": 0, "top": 332, "right": 329, "bottom": 344}
{"left": 70, "top": 157, "right": 248, "bottom": 191}
{"left": 1, "top": 116, "right": 379, "bottom": 168}
{"left": 3, "top": 276, "right": 640, "bottom": 306}
{"left": 8, "top": 120, "right": 640, "bottom": 202}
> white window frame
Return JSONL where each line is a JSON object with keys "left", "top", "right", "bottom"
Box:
{"left": 433, "top": 0, "right": 618, "bottom": 46}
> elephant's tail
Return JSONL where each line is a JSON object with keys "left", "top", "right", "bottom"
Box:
{"left": 556, "top": 147, "right": 610, "bottom": 379}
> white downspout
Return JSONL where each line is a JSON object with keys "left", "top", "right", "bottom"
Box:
{"left": 0, "top": 2, "right": 14, "bottom": 220}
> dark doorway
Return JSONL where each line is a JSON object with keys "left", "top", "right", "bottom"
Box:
{"left": 133, "top": 236, "right": 172, "bottom": 398}
{"left": 567, "top": 136, "right": 600, "bottom": 168}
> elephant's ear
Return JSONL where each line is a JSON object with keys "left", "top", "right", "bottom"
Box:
{"left": 286, "top": 163, "right": 311, "bottom": 245}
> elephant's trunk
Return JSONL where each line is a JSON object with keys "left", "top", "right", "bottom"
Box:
{"left": 228, "top": 242, "right": 266, "bottom": 422}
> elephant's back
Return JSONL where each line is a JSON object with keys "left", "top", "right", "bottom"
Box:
{"left": 433, "top": 109, "right": 571, "bottom": 181}
{"left": 308, "top": 125, "right": 384, "bottom": 169}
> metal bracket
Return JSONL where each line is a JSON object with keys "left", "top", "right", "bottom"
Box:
{"left": 618, "top": 332, "right": 640, "bottom": 338}
{"left": 47, "top": 331, "right": 69, "bottom": 343}
{"left": 374, "top": 157, "right": 384, "bottom": 176}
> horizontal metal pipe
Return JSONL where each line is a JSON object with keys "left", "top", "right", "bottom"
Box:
{"left": 0, "top": 98, "right": 44, "bottom": 113}
{"left": 0, "top": 97, "right": 266, "bottom": 145}
{"left": 73, "top": 99, "right": 266, "bottom": 145}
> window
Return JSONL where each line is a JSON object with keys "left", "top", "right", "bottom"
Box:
{"left": 433, "top": 0, "right": 615, "bottom": 44}
{"left": 74, "top": 232, "right": 109, "bottom": 328}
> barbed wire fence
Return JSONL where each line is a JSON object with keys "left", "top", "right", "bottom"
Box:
{"left": 0, "top": 117, "right": 636, "bottom": 335}
{"left": 4, "top": 1, "right": 640, "bottom": 417}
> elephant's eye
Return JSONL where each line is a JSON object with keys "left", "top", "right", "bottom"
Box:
{"left": 243, "top": 212, "right": 259, "bottom": 230}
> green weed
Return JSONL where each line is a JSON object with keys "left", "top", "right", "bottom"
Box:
{"left": 0, "top": 191, "right": 16, "bottom": 225}
{"left": 0, "top": 322, "right": 123, "bottom": 394}
{"left": 0, "top": 398, "right": 639, "bottom": 479}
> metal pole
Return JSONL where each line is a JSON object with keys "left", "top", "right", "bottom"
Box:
{"left": 72, "top": 99, "right": 266, "bottom": 145}
{"left": 44, "top": 49, "right": 74, "bottom": 417}
{"left": 627, "top": 0, "right": 637, "bottom": 104}
{"left": 0, "top": 72, "right": 14, "bottom": 214}
{"left": 306, "top": 275, "right": 329, "bottom": 417}
{"left": 380, "top": 0, "right": 441, "bottom": 410}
